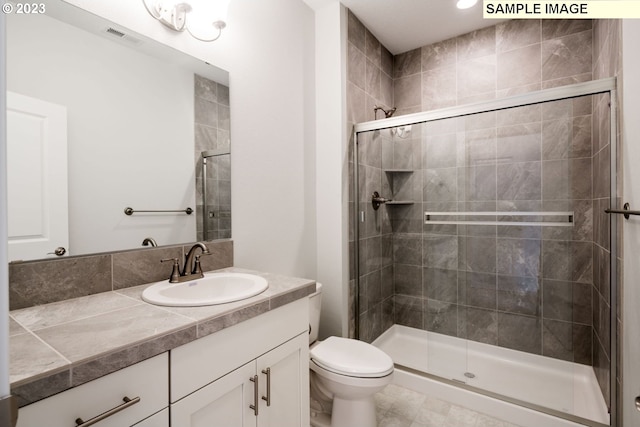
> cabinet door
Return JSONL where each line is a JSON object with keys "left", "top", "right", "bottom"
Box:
{"left": 132, "top": 408, "right": 169, "bottom": 427}
{"left": 257, "top": 333, "right": 309, "bottom": 427}
{"left": 171, "top": 361, "right": 257, "bottom": 427}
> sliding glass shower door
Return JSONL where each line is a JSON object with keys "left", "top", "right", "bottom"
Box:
{"left": 354, "top": 82, "right": 616, "bottom": 426}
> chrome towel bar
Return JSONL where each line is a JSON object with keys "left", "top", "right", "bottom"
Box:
{"left": 424, "top": 211, "right": 574, "bottom": 227}
{"left": 605, "top": 202, "right": 640, "bottom": 219}
{"left": 124, "top": 207, "right": 193, "bottom": 215}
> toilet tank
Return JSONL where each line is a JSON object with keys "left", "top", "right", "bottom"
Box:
{"left": 309, "top": 282, "right": 322, "bottom": 344}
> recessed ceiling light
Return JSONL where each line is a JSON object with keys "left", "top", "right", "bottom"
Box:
{"left": 457, "top": 0, "right": 478, "bottom": 9}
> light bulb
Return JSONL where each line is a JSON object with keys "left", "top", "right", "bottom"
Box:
{"left": 457, "top": 0, "right": 478, "bottom": 9}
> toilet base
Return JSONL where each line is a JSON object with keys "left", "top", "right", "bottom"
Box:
{"left": 310, "top": 360, "right": 392, "bottom": 427}
{"left": 330, "top": 395, "right": 377, "bottom": 427}
{"left": 310, "top": 396, "right": 377, "bottom": 427}
{"left": 310, "top": 411, "right": 331, "bottom": 427}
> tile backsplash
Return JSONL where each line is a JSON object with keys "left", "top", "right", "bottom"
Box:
{"left": 9, "top": 240, "right": 233, "bottom": 310}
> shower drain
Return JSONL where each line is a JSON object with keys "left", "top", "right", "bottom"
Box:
{"left": 464, "top": 372, "right": 476, "bottom": 379}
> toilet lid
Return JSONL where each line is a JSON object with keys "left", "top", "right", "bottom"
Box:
{"left": 310, "top": 336, "right": 394, "bottom": 378}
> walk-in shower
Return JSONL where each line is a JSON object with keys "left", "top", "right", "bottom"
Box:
{"left": 199, "top": 148, "right": 231, "bottom": 241}
{"left": 352, "top": 78, "right": 618, "bottom": 427}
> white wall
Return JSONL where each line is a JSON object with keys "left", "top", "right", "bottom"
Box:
{"left": 622, "top": 18, "right": 640, "bottom": 427}
{"left": 225, "top": 0, "right": 316, "bottom": 278}
{"left": 6, "top": 12, "right": 196, "bottom": 256}
{"left": 305, "top": 0, "right": 349, "bottom": 338}
{"left": 0, "top": 7, "right": 11, "bottom": 409}
{"left": 60, "top": 0, "right": 317, "bottom": 278}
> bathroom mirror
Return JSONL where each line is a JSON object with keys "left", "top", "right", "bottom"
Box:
{"left": 5, "top": 0, "right": 230, "bottom": 262}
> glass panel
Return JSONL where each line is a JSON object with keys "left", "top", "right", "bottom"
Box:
{"left": 359, "top": 92, "right": 612, "bottom": 426}
{"left": 356, "top": 128, "right": 392, "bottom": 343}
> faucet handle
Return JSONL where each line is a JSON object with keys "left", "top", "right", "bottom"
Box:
{"left": 192, "top": 255, "right": 204, "bottom": 276}
{"left": 161, "top": 258, "right": 181, "bottom": 283}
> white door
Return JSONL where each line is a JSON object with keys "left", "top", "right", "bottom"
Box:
{"left": 6, "top": 91, "right": 68, "bottom": 261}
{"left": 171, "top": 361, "right": 256, "bottom": 427}
{"left": 622, "top": 19, "right": 640, "bottom": 427}
{"left": 257, "top": 333, "right": 309, "bottom": 427}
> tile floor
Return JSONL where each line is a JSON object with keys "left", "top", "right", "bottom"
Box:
{"left": 375, "top": 384, "right": 523, "bottom": 427}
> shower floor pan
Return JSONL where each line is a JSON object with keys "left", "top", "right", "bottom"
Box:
{"left": 373, "top": 325, "right": 609, "bottom": 426}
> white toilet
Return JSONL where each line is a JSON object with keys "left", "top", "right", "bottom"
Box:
{"left": 309, "top": 283, "right": 394, "bottom": 427}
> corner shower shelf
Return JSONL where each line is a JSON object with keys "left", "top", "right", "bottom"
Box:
{"left": 386, "top": 201, "right": 414, "bottom": 206}
{"left": 384, "top": 169, "right": 414, "bottom": 173}
{"left": 383, "top": 170, "right": 415, "bottom": 205}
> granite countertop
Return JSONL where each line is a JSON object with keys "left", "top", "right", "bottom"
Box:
{"left": 9, "top": 267, "right": 316, "bottom": 406}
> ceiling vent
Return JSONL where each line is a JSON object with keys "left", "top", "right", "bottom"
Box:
{"left": 106, "top": 27, "right": 126, "bottom": 38}
{"left": 103, "top": 27, "right": 142, "bottom": 45}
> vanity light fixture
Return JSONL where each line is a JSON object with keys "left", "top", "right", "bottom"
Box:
{"left": 456, "top": 0, "right": 478, "bottom": 9}
{"left": 142, "top": 0, "right": 231, "bottom": 42}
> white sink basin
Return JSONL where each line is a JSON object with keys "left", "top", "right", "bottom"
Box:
{"left": 141, "top": 272, "right": 268, "bottom": 307}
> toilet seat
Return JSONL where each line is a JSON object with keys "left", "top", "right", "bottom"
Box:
{"left": 310, "top": 336, "right": 394, "bottom": 378}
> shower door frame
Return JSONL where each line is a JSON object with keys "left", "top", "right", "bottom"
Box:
{"left": 352, "top": 77, "right": 618, "bottom": 427}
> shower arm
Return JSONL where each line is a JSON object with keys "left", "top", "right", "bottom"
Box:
{"left": 373, "top": 105, "right": 397, "bottom": 119}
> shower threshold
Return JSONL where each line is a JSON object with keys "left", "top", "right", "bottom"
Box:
{"left": 372, "top": 325, "right": 609, "bottom": 427}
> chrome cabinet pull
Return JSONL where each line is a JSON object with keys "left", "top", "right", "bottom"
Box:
{"left": 635, "top": 396, "right": 640, "bottom": 412}
{"left": 75, "top": 396, "right": 140, "bottom": 427}
{"left": 261, "top": 368, "right": 271, "bottom": 406}
{"left": 249, "top": 375, "right": 259, "bottom": 416}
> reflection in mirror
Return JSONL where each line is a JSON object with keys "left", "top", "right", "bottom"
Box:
{"left": 199, "top": 147, "right": 231, "bottom": 241}
{"left": 6, "top": 0, "right": 230, "bottom": 262}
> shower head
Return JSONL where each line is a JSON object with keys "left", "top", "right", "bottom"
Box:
{"left": 374, "top": 105, "right": 397, "bottom": 118}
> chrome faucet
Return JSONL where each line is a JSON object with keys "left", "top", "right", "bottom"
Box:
{"left": 183, "top": 242, "right": 211, "bottom": 277}
{"left": 161, "top": 242, "right": 211, "bottom": 283}
{"left": 142, "top": 237, "right": 158, "bottom": 247}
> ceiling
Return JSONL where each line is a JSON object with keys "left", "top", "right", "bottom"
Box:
{"left": 340, "top": 0, "right": 506, "bottom": 55}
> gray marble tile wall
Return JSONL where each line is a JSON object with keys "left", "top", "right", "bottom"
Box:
{"left": 348, "top": 18, "right": 622, "bottom": 415}
{"left": 194, "top": 75, "right": 231, "bottom": 241}
{"left": 591, "top": 18, "right": 622, "bottom": 412}
{"left": 348, "top": 10, "right": 618, "bottom": 365}
{"left": 393, "top": 20, "right": 594, "bottom": 112}
{"left": 9, "top": 239, "right": 233, "bottom": 310}
{"left": 388, "top": 98, "right": 596, "bottom": 365}
{"left": 346, "top": 9, "right": 395, "bottom": 341}
{"left": 391, "top": 21, "right": 606, "bottom": 364}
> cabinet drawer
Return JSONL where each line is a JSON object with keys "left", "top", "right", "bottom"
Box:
{"left": 171, "top": 298, "right": 308, "bottom": 402}
{"left": 17, "top": 353, "right": 168, "bottom": 427}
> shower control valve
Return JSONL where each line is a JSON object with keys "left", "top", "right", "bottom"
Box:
{"left": 371, "top": 191, "right": 391, "bottom": 210}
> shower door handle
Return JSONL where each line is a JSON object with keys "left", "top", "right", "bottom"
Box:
{"left": 605, "top": 202, "right": 640, "bottom": 219}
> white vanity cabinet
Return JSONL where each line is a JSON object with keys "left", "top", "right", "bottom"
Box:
{"left": 16, "top": 353, "right": 169, "bottom": 427}
{"left": 14, "top": 297, "right": 310, "bottom": 427}
{"left": 170, "top": 299, "right": 310, "bottom": 427}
